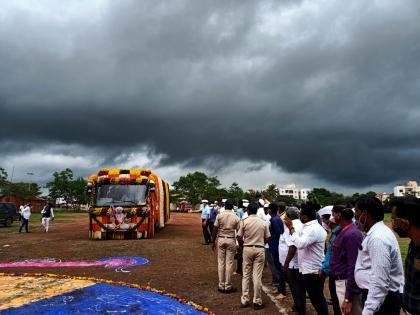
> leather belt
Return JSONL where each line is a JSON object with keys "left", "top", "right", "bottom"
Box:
{"left": 244, "top": 245, "right": 264, "bottom": 248}
{"left": 219, "top": 236, "right": 235, "bottom": 239}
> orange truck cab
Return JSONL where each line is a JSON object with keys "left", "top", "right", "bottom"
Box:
{"left": 87, "top": 168, "right": 170, "bottom": 240}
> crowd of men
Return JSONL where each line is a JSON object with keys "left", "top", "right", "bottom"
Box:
{"left": 200, "top": 196, "right": 420, "bottom": 314}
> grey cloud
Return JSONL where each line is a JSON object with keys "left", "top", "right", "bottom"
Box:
{"left": 1, "top": 0, "right": 420, "bottom": 188}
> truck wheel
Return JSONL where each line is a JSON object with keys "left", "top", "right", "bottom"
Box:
{"left": 5, "top": 217, "right": 13, "bottom": 227}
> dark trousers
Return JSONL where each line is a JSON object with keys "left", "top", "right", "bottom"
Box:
{"left": 286, "top": 268, "right": 306, "bottom": 315}
{"left": 270, "top": 250, "right": 286, "bottom": 294}
{"left": 303, "top": 273, "right": 329, "bottom": 315}
{"left": 329, "top": 276, "right": 341, "bottom": 315}
{"left": 201, "top": 219, "right": 211, "bottom": 244}
{"left": 361, "top": 289, "right": 401, "bottom": 315}
{"left": 208, "top": 221, "right": 214, "bottom": 237}
{"left": 236, "top": 248, "right": 243, "bottom": 274}
{"left": 19, "top": 218, "right": 29, "bottom": 232}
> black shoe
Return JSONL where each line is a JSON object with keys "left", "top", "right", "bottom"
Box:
{"left": 253, "top": 303, "right": 264, "bottom": 310}
{"left": 218, "top": 288, "right": 225, "bottom": 293}
{"left": 225, "top": 287, "right": 237, "bottom": 293}
{"left": 240, "top": 302, "right": 250, "bottom": 308}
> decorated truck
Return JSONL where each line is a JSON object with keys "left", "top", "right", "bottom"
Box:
{"left": 87, "top": 168, "right": 170, "bottom": 240}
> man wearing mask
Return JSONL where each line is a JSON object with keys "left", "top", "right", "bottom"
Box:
{"left": 390, "top": 196, "right": 420, "bottom": 315}
{"left": 354, "top": 197, "right": 404, "bottom": 315}
{"left": 284, "top": 203, "right": 328, "bottom": 315}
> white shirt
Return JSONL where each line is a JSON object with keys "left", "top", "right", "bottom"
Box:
{"left": 21, "top": 206, "right": 31, "bottom": 220}
{"left": 279, "top": 219, "right": 303, "bottom": 269}
{"left": 219, "top": 207, "right": 225, "bottom": 213}
{"left": 290, "top": 219, "right": 326, "bottom": 274}
{"left": 256, "top": 207, "right": 265, "bottom": 220}
{"left": 354, "top": 221, "right": 404, "bottom": 315}
{"left": 242, "top": 212, "right": 248, "bottom": 220}
{"left": 264, "top": 213, "right": 271, "bottom": 249}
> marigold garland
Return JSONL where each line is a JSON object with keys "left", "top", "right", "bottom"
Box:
{"left": 0, "top": 272, "right": 214, "bottom": 314}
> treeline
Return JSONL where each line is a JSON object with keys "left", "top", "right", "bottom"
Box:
{"left": 1, "top": 167, "right": 391, "bottom": 209}
{"left": 171, "top": 171, "right": 382, "bottom": 207}
{"left": 0, "top": 167, "right": 88, "bottom": 206}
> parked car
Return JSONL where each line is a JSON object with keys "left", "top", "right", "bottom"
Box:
{"left": 0, "top": 202, "right": 20, "bottom": 227}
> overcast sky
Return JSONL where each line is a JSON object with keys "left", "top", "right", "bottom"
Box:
{"left": 1, "top": 0, "right": 419, "bottom": 194}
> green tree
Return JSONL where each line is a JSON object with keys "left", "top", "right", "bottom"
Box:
{"left": 173, "top": 171, "right": 222, "bottom": 205}
{"left": 70, "top": 176, "right": 88, "bottom": 206}
{"left": 307, "top": 188, "right": 345, "bottom": 207}
{"left": 47, "top": 168, "right": 74, "bottom": 204}
{"left": 0, "top": 167, "right": 8, "bottom": 193}
{"left": 4, "top": 182, "right": 41, "bottom": 199}
{"left": 243, "top": 189, "right": 262, "bottom": 203}
{"left": 262, "top": 184, "right": 280, "bottom": 202}
{"left": 226, "top": 182, "right": 244, "bottom": 201}
{"left": 276, "top": 195, "right": 296, "bottom": 206}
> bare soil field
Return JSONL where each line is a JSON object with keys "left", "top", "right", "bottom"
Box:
{"left": 0, "top": 212, "right": 335, "bottom": 314}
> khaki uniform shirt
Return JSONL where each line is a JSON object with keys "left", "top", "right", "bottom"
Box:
{"left": 237, "top": 214, "right": 270, "bottom": 246}
{"left": 214, "top": 210, "right": 240, "bottom": 238}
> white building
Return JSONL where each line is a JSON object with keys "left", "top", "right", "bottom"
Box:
{"left": 394, "top": 181, "right": 420, "bottom": 197}
{"left": 279, "top": 184, "right": 311, "bottom": 201}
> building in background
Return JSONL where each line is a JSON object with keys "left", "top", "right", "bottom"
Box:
{"left": 279, "top": 184, "right": 311, "bottom": 201}
{"left": 376, "top": 192, "right": 391, "bottom": 203}
{"left": 394, "top": 181, "right": 420, "bottom": 197}
{"left": 0, "top": 194, "right": 45, "bottom": 212}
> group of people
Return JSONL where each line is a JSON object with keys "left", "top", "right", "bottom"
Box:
{"left": 18, "top": 202, "right": 55, "bottom": 233}
{"left": 201, "top": 196, "right": 419, "bottom": 315}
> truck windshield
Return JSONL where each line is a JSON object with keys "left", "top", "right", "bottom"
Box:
{"left": 96, "top": 185, "right": 147, "bottom": 207}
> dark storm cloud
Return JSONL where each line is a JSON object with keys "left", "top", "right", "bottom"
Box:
{"left": 1, "top": 0, "right": 420, "bottom": 187}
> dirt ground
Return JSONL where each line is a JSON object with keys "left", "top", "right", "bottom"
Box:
{"left": 0, "top": 212, "right": 324, "bottom": 314}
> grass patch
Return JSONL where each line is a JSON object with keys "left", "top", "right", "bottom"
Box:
{"left": 0, "top": 212, "right": 87, "bottom": 233}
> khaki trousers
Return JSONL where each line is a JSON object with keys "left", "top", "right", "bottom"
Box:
{"left": 241, "top": 246, "right": 265, "bottom": 305}
{"left": 335, "top": 279, "right": 363, "bottom": 315}
{"left": 217, "top": 237, "right": 237, "bottom": 290}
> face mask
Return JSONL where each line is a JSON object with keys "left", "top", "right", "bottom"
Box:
{"left": 392, "top": 218, "right": 409, "bottom": 238}
{"left": 393, "top": 226, "right": 409, "bottom": 238}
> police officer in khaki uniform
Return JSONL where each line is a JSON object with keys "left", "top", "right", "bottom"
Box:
{"left": 212, "top": 199, "right": 240, "bottom": 293}
{"left": 237, "top": 202, "right": 270, "bottom": 310}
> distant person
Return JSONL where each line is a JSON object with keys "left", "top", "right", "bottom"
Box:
{"left": 212, "top": 199, "right": 240, "bottom": 293}
{"left": 237, "top": 202, "right": 270, "bottom": 310}
{"left": 208, "top": 204, "right": 218, "bottom": 236}
{"left": 242, "top": 201, "right": 249, "bottom": 220}
{"left": 284, "top": 203, "right": 328, "bottom": 315}
{"left": 19, "top": 203, "right": 31, "bottom": 233}
{"left": 354, "top": 197, "right": 404, "bottom": 315}
{"left": 390, "top": 196, "right": 420, "bottom": 315}
{"left": 18, "top": 204, "right": 24, "bottom": 221}
{"left": 236, "top": 200, "right": 245, "bottom": 219}
{"left": 200, "top": 200, "right": 211, "bottom": 245}
{"left": 41, "top": 202, "right": 55, "bottom": 233}
{"left": 220, "top": 199, "right": 227, "bottom": 213}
